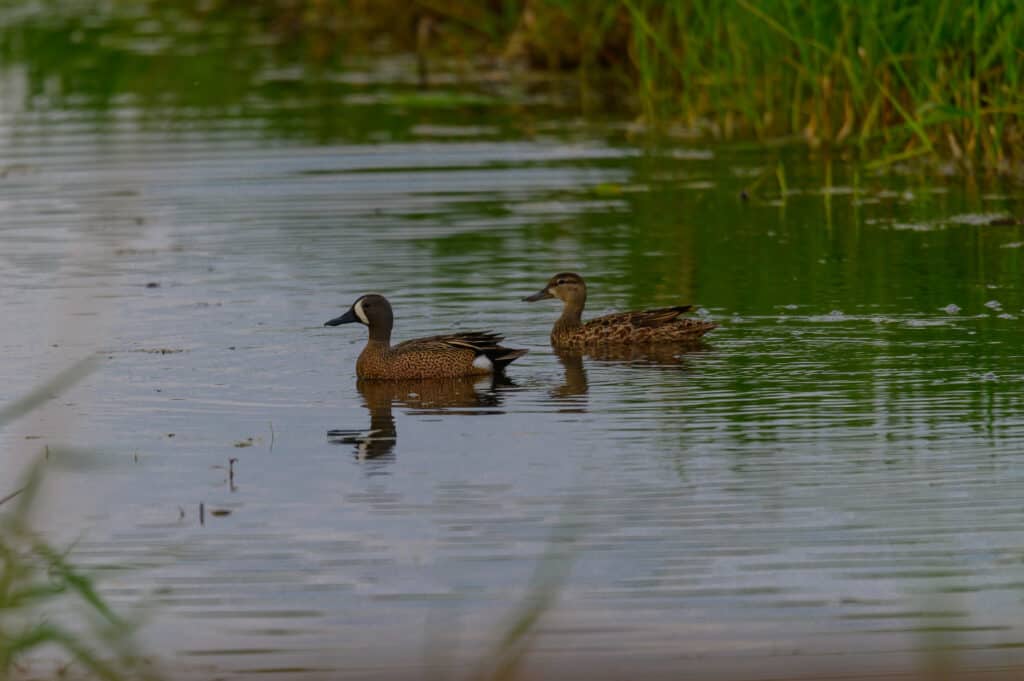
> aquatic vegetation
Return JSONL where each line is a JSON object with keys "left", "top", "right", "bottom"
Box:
{"left": 420, "top": 0, "right": 1024, "bottom": 167}
{"left": 64, "top": 0, "right": 1024, "bottom": 166}
{"left": 2, "top": 0, "right": 1019, "bottom": 167}
{"left": 0, "top": 360, "right": 157, "bottom": 681}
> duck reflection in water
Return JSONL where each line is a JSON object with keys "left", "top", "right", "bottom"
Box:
{"left": 328, "top": 375, "right": 512, "bottom": 462}
{"left": 550, "top": 343, "right": 712, "bottom": 404}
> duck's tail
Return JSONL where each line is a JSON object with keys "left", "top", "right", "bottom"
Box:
{"left": 486, "top": 347, "right": 529, "bottom": 373}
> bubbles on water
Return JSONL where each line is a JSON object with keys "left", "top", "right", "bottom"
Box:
{"left": 984, "top": 300, "right": 1002, "bottom": 311}
{"left": 982, "top": 372, "right": 998, "bottom": 382}
{"left": 942, "top": 303, "right": 961, "bottom": 314}
{"left": 998, "top": 313, "right": 1017, "bottom": 320}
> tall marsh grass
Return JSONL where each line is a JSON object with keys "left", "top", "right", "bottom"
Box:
{"left": 636, "top": 0, "right": 1022, "bottom": 166}
{"left": 213, "top": 0, "right": 1024, "bottom": 166}
{"left": 0, "top": 358, "right": 157, "bottom": 681}
{"left": 432, "top": 0, "right": 1024, "bottom": 166}
{"left": 4, "top": 0, "right": 1020, "bottom": 165}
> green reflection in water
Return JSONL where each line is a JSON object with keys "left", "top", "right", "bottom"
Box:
{"left": 0, "top": 2, "right": 544, "bottom": 144}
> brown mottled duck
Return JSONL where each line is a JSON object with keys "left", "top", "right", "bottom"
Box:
{"left": 523, "top": 273, "right": 716, "bottom": 348}
{"left": 324, "top": 294, "right": 528, "bottom": 380}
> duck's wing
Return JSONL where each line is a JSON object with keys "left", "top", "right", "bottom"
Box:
{"left": 586, "top": 305, "right": 694, "bottom": 329}
{"left": 392, "top": 330, "right": 507, "bottom": 354}
{"left": 393, "top": 331, "right": 528, "bottom": 371}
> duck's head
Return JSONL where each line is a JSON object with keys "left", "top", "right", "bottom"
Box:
{"left": 523, "top": 272, "right": 587, "bottom": 306}
{"left": 325, "top": 294, "right": 394, "bottom": 339}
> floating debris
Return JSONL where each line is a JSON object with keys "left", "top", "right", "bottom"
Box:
{"left": 669, "top": 148, "right": 714, "bottom": 160}
{"left": 0, "top": 163, "right": 34, "bottom": 177}
{"left": 982, "top": 372, "right": 998, "bottom": 382}
{"left": 591, "top": 183, "right": 623, "bottom": 197}
{"left": 889, "top": 221, "right": 936, "bottom": 232}
{"left": 0, "top": 486, "right": 25, "bottom": 507}
{"left": 210, "top": 509, "right": 232, "bottom": 517}
{"left": 984, "top": 300, "right": 1002, "bottom": 310}
{"left": 135, "top": 348, "right": 185, "bottom": 354}
{"left": 949, "top": 213, "right": 1009, "bottom": 226}
{"left": 145, "top": 282, "right": 160, "bottom": 288}
{"left": 942, "top": 304, "right": 961, "bottom": 314}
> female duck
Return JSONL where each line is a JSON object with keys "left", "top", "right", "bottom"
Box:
{"left": 523, "top": 272, "right": 716, "bottom": 348}
{"left": 325, "top": 294, "right": 528, "bottom": 380}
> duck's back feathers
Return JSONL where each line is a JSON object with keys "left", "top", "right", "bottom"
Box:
{"left": 398, "top": 331, "right": 529, "bottom": 373}
{"left": 588, "top": 306, "right": 694, "bottom": 329}
{"left": 363, "top": 331, "right": 527, "bottom": 379}
{"left": 392, "top": 330, "right": 505, "bottom": 355}
{"left": 555, "top": 306, "right": 715, "bottom": 346}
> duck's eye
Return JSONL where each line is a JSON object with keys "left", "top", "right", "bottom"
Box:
{"left": 556, "top": 279, "right": 566, "bottom": 285}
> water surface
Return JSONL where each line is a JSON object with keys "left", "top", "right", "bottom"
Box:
{"left": 2, "top": 9, "right": 1024, "bottom": 680}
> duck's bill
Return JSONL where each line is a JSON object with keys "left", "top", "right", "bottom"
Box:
{"left": 324, "top": 308, "right": 358, "bottom": 326}
{"left": 522, "top": 288, "right": 553, "bottom": 302}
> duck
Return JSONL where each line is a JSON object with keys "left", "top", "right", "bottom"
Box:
{"left": 324, "top": 294, "right": 528, "bottom": 380}
{"left": 522, "top": 272, "right": 716, "bottom": 348}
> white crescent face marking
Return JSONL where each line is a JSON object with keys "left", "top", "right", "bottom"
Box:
{"left": 354, "top": 298, "right": 370, "bottom": 325}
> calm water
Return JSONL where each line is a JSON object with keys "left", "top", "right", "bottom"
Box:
{"left": 2, "top": 8, "right": 1024, "bottom": 680}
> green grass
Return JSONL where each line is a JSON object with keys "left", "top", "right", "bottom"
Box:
{"left": 1, "top": 358, "right": 158, "bottom": 681}
{"left": 262, "top": 0, "right": 1024, "bottom": 166}
{"left": 491, "top": 0, "right": 1023, "bottom": 166}
{"left": 3, "top": 0, "right": 1019, "bottom": 166}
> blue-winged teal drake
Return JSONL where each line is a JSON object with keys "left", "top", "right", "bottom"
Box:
{"left": 523, "top": 272, "right": 717, "bottom": 348}
{"left": 325, "top": 294, "right": 528, "bottom": 380}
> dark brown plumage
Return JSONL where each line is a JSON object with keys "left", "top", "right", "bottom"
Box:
{"left": 325, "top": 294, "right": 527, "bottom": 380}
{"left": 523, "top": 272, "right": 717, "bottom": 348}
